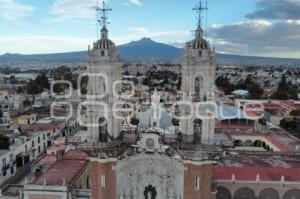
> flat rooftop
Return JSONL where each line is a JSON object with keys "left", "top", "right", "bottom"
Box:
{"left": 218, "top": 152, "right": 300, "bottom": 168}
{"left": 215, "top": 152, "right": 300, "bottom": 181}
{"left": 33, "top": 150, "right": 89, "bottom": 186}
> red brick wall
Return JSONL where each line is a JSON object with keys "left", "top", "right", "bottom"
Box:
{"left": 184, "top": 163, "right": 213, "bottom": 199}
{"left": 90, "top": 160, "right": 116, "bottom": 199}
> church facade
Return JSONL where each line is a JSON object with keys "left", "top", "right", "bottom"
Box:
{"left": 84, "top": 2, "right": 217, "bottom": 199}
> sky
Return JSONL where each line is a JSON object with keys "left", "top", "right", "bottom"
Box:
{"left": 0, "top": 0, "right": 300, "bottom": 58}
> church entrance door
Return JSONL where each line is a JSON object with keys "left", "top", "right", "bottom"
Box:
{"left": 144, "top": 185, "right": 157, "bottom": 199}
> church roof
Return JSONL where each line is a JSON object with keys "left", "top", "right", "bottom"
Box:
{"left": 215, "top": 166, "right": 300, "bottom": 181}
{"left": 139, "top": 108, "right": 173, "bottom": 130}
{"left": 94, "top": 38, "right": 114, "bottom": 49}
{"left": 33, "top": 150, "right": 89, "bottom": 186}
{"left": 185, "top": 25, "right": 210, "bottom": 50}
{"left": 186, "top": 38, "right": 209, "bottom": 50}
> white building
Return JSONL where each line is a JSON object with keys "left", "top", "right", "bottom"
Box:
{"left": 0, "top": 131, "right": 49, "bottom": 185}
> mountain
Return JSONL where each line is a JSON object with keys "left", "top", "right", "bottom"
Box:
{"left": 118, "top": 38, "right": 182, "bottom": 61}
{"left": 216, "top": 53, "right": 300, "bottom": 65}
{"left": 1, "top": 38, "right": 300, "bottom": 65}
{"left": 0, "top": 51, "right": 87, "bottom": 63}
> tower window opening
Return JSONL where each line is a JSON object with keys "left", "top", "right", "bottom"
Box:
{"left": 101, "top": 50, "right": 105, "bottom": 57}
{"left": 199, "top": 50, "right": 202, "bottom": 57}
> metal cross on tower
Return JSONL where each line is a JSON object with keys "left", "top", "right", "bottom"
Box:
{"left": 193, "top": 0, "right": 208, "bottom": 28}
{"left": 94, "top": 0, "right": 112, "bottom": 38}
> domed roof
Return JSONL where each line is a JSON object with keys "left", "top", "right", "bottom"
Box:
{"left": 139, "top": 108, "right": 173, "bottom": 130}
{"left": 186, "top": 25, "right": 210, "bottom": 50}
{"left": 187, "top": 38, "right": 209, "bottom": 50}
{"left": 93, "top": 26, "right": 115, "bottom": 49}
{"left": 94, "top": 38, "right": 114, "bottom": 49}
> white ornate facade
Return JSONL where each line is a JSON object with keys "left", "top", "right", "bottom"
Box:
{"left": 116, "top": 133, "right": 184, "bottom": 199}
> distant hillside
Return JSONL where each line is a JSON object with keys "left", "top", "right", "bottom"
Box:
{"left": 216, "top": 53, "right": 300, "bottom": 65}
{"left": 0, "top": 51, "right": 87, "bottom": 63}
{"left": 118, "top": 38, "right": 182, "bottom": 61}
{"left": 1, "top": 37, "right": 300, "bottom": 66}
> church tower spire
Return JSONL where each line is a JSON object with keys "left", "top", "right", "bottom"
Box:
{"left": 98, "top": 1, "right": 111, "bottom": 39}
{"left": 195, "top": 25, "right": 204, "bottom": 40}
{"left": 179, "top": 0, "right": 216, "bottom": 144}
{"left": 193, "top": 0, "right": 208, "bottom": 39}
{"left": 101, "top": 26, "right": 108, "bottom": 39}
{"left": 87, "top": 1, "right": 123, "bottom": 143}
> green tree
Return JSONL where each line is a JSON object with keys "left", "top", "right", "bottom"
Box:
{"left": 280, "top": 118, "right": 300, "bottom": 138}
{"left": 26, "top": 80, "right": 42, "bottom": 101}
{"left": 215, "top": 75, "right": 234, "bottom": 95}
{"left": 35, "top": 74, "right": 50, "bottom": 90}
{"left": 273, "top": 75, "right": 289, "bottom": 100}
{"left": 291, "top": 109, "right": 300, "bottom": 117}
{"left": 272, "top": 75, "right": 299, "bottom": 100}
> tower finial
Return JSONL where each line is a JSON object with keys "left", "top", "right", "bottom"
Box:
{"left": 193, "top": 0, "right": 208, "bottom": 28}
{"left": 100, "top": 1, "right": 112, "bottom": 28}
{"left": 94, "top": 1, "right": 112, "bottom": 39}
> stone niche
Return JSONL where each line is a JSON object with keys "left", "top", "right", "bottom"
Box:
{"left": 116, "top": 153, "right": 184, "bottom": 199}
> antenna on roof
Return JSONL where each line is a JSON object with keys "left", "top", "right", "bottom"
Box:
{"left": 94, "top": 0, "right": 100, "bottom": 39}
{"left": 193, "top": 0, "right": 208, "bottom": 36}
{"left": 205, "top": 0, "right": 208, "bottom": 37}
{"left": 93, "top": 0, "right": 112, "bottom": 39}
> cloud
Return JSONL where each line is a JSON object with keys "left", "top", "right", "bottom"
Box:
{"left": 0, "top": 28, "right": 190, "bottom": 54}
{"left": 0, "top": 0, "right": 35, "bottom": 20}
{"left": 0, "top": 35, "right": 94, "bottom": 54}
{"left": 246, "top": 0, "right": 300, "bottom": 20}
{"left": 208, "top": 20, "right": 300, "bottom": 58}
{"left": 129, "top": 0, "right": 141, "bottom": 5}
{"left": 50, "top": 0, "right": 141, "bottom": 21}
{"left": 112, "top": 27, "right": 190, "bottom": 44}
{"left": 129, "top": 27, "right": 190, "bottom": 37}
{"left": 168, "top": 41, "right": 185, "bottom": 48}
{"left": 51, "top": 0, "right": 102, "bottom": 21}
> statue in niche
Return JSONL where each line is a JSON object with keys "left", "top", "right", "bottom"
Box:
{"left": 144, "top": 185, "right": 157, "bottom": 199}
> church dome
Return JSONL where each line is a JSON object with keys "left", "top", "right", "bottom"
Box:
{"left": 186, "top": 25, "right": 210, "bottom": 50}
{"left": 187, "top": 38, "right": 209, "bottom": 50}
{"left": 94, "top": 38, "right": 114, "bottom": 49}
{"left": 93, "top": 26, "right": 115, "bottom": 49}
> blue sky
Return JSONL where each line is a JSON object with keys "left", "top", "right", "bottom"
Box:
{"left": 1, "top": 0, "right": 300, "bottom": 58}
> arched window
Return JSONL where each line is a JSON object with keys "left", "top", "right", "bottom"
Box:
{"left": 258, "top": 188, "right": 279, "bottom": 199}
{"left": 253, "top": 140, "right": 262, "bottom": 147}
{"left": 199, "top": 50, "right": 202, "bottom": 57}
{"left": 283, "top": 189, "right": 300, "bottom": 199}
{"left": 98, "top": 117, "right": 108, "bottom": 142}
{"left": 194, "top": 76, "right": 203, "bottom": 100}
{"left": 216, "top": 186, "right": 232, "bottom": 199}
{"left": 193, "top": 118, "right": 202, "bottom": 138}
{"left": 234, "top": 187, "right": 255, "bottom": 199}
{"left": 234, "top": 140, "right": 243, "bottom": 147}
{"left": 244, "top": 140, "right": 253, "bottom": 147}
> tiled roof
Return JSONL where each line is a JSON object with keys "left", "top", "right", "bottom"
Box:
{"left": 215, "top": 166, "right": 300, "bottom": 181}
{"left": 33, "top": 150, "right": 89, "bottom": 186}
{"left": 36, "top": 155, "right": 57, "bottom": 166}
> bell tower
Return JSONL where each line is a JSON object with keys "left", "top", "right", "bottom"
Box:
{"left": 86, "top": 2, "right": 122, "bottom": 142}
{"left": 180, "top": 0, "right": 216, "bottom": 144}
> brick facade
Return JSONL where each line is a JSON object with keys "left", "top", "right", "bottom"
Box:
{"left": 184, "top": 162, "right": 214, "bottom": 199}
{"left": 90, "top": 159, "right": 117, "bottom": 199}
